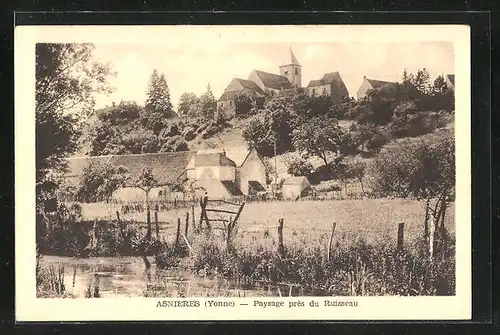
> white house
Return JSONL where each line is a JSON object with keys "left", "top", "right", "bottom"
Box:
{"left": 64, "top": 146, "right": 268, "bottom": 202}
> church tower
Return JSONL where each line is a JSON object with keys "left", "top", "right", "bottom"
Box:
{"left": 279, "top": 48, "right": 302, "bottom": 88}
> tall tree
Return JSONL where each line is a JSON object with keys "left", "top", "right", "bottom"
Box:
{"left": 76, "top": 162, "right": 128, "bottom": 203}
{"left": 292, "top": 116, "right": 344, "bottom": 168}
{"left": 177, "top": 92, "right": 199, "bottom": 116}
{"left": 36, "top": 43, "right": 114, "bottom": 205}
{"left": 134, "top": 167, "right": 158, "bottom": 238}
{"left": 143, "top": 70, "right": 175, "bottom": 134}
{"left": 197, "top": 84, "right": 217, "bottom": 119}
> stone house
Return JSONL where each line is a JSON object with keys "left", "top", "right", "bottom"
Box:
{"left": 445, "top": 74, "right": 455, "bottom": 91}
{"left": 63, "top": 146, "right": 268, "bottom": 202}
{"left": 306, "top": 72, "right": 350, "bottom": 102}
{"left": 281, "top": 176, "right": 311, "bottom": 200}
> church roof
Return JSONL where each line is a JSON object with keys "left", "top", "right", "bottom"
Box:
{"left": 234, "top": 78, "right": 263, "bottom": 91}
{"left": 252, "top": 70, "right": 293, "bottom": 90}
{"left": 307, "top": 72, "right": 344, "bottom": 87}
{"left": 290, "top": 49, "right": 300, "bottom": 66}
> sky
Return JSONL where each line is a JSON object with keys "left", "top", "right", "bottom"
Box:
{"left": 91, "top": 41, "right": 454, "bottom": 111}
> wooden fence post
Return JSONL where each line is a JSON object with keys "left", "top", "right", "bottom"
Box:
{"left": 154, "top": 211, "right": 159, "bottom": 240}
{"left": 185, "top": 212, "right": 189, "bottom": 237}
{"left": 397, "top": 222, "right": 405, "bottom": 252}
{"left": 175, "top": 218, "right": 181, "bottom": 250}
{"left": 429, "top": 216, "right": 435, "bottom": 261}
{"left": 277, "top": 218, "right": 285, "bottom": 257}
{"left": 191, "top": 204, "right": 195, "bottom": 230}
{"left": 226, "top": 217, "right": 233, "bottom": 246}
{"left": 327, "top": 222, "right": 337, "bottom": 263}
{"left": 424, "top": 199, "right": 430, "bottom": 240}
{"left": 116, "top": 211, "right": 124, "bottom": 238}
{"left": 146, "top": 205, "right": 151, "bottom": 238}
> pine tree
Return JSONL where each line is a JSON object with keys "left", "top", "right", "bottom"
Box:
{"left": 197, "top": 83, "right": 217, "bottom": 119}
{"left": 142, "top": 69, "right": 175, "bottom": 134}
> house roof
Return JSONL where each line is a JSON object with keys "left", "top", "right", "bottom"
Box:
{"left": 446, "top": 74, "right": 455, "bottom": 87}
{"left": 219, "top": 90, "right": 243, "bottom": 101}
{"left": 196, "top": 147, "right": 251, "bottom": 167}
{"left": 65, "top": 151, "right": 195, "bottom": 187}
{"left": 218, "top": 78, "right": 264, "bottom": 101}
{"left": 365, "top": 78, "right": 397, "bottom": 89}
{"left": 248, "top": 180, "right": 267, "bottom": 192}
{"left": 194, "top": 153, "right": 237, "bottom": 167}
{"left": 307, "top": 72, "right": 344, "bottom": 87}
{"left": 253, "top": 70, "right": 293, "bottom": 90}
{"left": 283, "top": 176, "right": 310, "bottom": 186}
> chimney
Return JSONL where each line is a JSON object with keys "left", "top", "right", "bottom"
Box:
{"left": 222, "top": 149, "right": 226, "bottom": 156}
{"left": 112, "top": 101, "right": 116, "bottom": 107}
{"left": 363, "top": 76, "right": 366, "bottom": 80}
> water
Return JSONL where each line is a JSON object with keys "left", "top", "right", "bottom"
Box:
{"left": 39, "top": 256, "right": 280, "bottom": 298}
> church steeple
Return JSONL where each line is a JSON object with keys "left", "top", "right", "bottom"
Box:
{"left": 290, "top": 48, "right": 300, "bottom": 66}
{"left": 279, "top": 47, "right": 302, "bottom": 88}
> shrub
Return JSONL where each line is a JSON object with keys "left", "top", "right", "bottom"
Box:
{"left": 287, "top": 158, "right": 314, "bottom": 177}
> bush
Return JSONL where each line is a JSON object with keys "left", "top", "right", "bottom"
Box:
{"left": 287, "top": 158, "right": 314, "bottom": 177}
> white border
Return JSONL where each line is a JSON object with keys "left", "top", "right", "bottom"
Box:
{"left": 15, "top": 25, "right": 471, "bottom": 321}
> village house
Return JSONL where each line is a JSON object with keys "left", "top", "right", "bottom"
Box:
{"left": 281, "top": 176, "right": 312, "bottom": 200}
{"left": 356, "top": 76, "right": 398, "bottom": 100}
{"left": 63, "top": 146, "right": 268, "bottom": 202}
{"left": 306, "top": 72, "right": 350, "bottom": 102}
{"left": 445, "top": 74, "right": 455, "bottom": 91}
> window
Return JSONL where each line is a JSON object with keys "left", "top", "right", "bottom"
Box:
{"left": 284, "top": 70, "right": 288, "bottom": 75}
{"left": 229, "top": 100, "right": 233, "bottom": 106}
{"left": 323, "top": 87, "right": 327, "bottom": 95}
{"left": 158, "top": 190, "right": 163, "bottom": 197}
{"left": 295, "top": 68, "right": 299, "bottom": 75}
{"left": 312, "top": 88, "right": 316, "bottom": 96}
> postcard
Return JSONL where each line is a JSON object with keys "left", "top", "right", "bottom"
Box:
{"left": 15, "top": 24, "right": 471, "bottom": 321}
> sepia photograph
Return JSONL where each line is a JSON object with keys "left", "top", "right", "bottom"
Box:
{"left": 15, "top": 24, "right": 471, "bottom": 321}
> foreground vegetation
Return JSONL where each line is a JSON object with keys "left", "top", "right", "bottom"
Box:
{"left": 37, "top": 196, "right": 455, "bottom": 298}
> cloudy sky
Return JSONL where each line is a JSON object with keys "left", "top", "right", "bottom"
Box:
{"left": 91, "top": 40, "right": 454, "bottom": 111}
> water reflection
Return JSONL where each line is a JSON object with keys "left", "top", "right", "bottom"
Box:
{"left": 40, "top": 256, "right": 280, "bottom": 298}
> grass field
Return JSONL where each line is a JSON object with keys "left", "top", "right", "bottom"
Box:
{"left": 77, "top": 199, "right": 455, "bottom": 248}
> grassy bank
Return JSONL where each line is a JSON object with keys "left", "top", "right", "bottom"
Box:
{"left": 152, "top": 228, "right": 455, "bottom": 296}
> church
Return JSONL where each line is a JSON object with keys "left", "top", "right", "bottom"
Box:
{"left": 216, "top": 49, "right": 349, "bottom": 119}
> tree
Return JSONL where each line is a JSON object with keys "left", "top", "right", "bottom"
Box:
{"left": 347, "top": 161, "right": 367, "bottom": 194}
{"left": 287, "top": 158, "right": 314, "bottom": 177}
{"left": 370, "top": 132, "right": 455, "bottom": 240}
{"left": 242, "top": 97, "right": 297, "bottom": 157}
{"left": 121, "top": 129, "right": 158, "bottom": 154}
{"left": 76, "top": 162, "right": 128, "bottom": 203}
{"left": 134, "top": 167, "right": 158, "bottom": 238}
{"left": 177, "top": 92, "right": 199, "bottom": 116}
{"left": 432, "top": 75, "right": 447, "bottom": 95}
{"left": 36, "top": 43, "right": 114, "bottom": 207}
{"left": 197, "top": 84, "right": 217, "bottom": 119}
{"left": 143, "top": 70, "right": 175, "bottom": 134}
{"left": 411, "top": 68, "right": 432, "bottom": 95}
{"left": 292, "top": 116, "right": 344, "bottom": 168}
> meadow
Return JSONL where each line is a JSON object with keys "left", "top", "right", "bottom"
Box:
{"left": 37, "top": 199, "right": 456, "bottom": 298}
{"left": 76, "top": 199, "right": 455, "bottom": 246}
